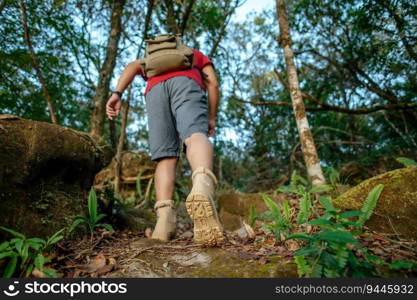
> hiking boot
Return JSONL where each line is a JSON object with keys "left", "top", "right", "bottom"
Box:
{"left": 186, "top": 167, "right": 225, "bottom": 247}
{"left": 151, "top": 200, "right": 176, "bottom": 242}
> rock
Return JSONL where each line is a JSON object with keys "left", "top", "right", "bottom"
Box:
{"left": 334, "top": 167, "right": 417, "bottom": 238}
{"left": 0, "top": 116, "right": 111, "bottom": 239}
{"left": 218, "top": 193, "right": 285, "bottom": 231}
{"left": 106, "top": 238, "right": 297, "bottom": 278}
{"left": 93, "top": 151, "right": 155, "bottom": 203}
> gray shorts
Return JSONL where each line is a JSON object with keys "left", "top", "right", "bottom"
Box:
{"left": 145, "top": 76, "right": 209, "bottom": 161}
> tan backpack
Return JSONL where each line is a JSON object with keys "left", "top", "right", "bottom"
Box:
{"left": 140, "top": 34, "right": 194, "bottom": 78}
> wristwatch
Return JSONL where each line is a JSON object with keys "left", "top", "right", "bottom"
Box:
{"left": 112, "top": 90, "right": 123, "bottom": 99}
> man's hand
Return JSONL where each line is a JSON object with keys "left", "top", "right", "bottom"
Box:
{"left": 209, "top": 119, "right": 215, "bottom": 136}
{"left": 106, "top": 94, "right": 121, "bottom": 120}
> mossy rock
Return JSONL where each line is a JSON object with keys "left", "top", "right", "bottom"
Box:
{"left": 218, "top": 193, "right": 285, "bottom": 231}
{"left": 0, "top": 116, "right": 111, "bottom": 240}
{"left": 334, "top": 167, "right": 417, "bottom": 239}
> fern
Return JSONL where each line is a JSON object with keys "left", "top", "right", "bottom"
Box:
{"left": 335, "top": 245, "right": 349, "bottom": 269}
{"left": 357, "top": 184, "right": 384, "bottom": 226}
{"left": 311, "top": 263, "right": 323, "bottom": 278}
{"left": 294, "top": 255, "right": 309, "bottom": 277}
{"left": 324, "top": 267, "right": 338, "bottom": 278}
{"left": 296, "top": 192, "right": 311, "bottom": 225}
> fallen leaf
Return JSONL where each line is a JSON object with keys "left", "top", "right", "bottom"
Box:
{"left": 286, "top": 240, "right": 299, "bottom": 252}
{"left": 97, "top": 264, "right": 114, "bottom": 276}
{"left": 243, "top": 221, "right": 256, "bottom": 239}
{"left": 85, "top": 254, "right": 106, "bottom": 273}
{"left": 234, "top": 227, "right": 249, "bottom": 240}
{"left": 108, "top": 257, "right": 117, "bottom": 265}
{"left": 32, "top": 268, "right": 47, "bottom": 278}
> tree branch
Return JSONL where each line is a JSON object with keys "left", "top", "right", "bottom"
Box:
{"left": 17, "top": 0, "right": 58, "bottom": 124}
{"left": 180, "top": 0, "right": 195, "bottom": 36}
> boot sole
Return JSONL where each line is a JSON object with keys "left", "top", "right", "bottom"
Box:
{"left": 186, "top": 194, "right": 225, "bottom": 247}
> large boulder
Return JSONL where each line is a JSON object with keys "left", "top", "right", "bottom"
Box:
{"left": 334, "top": 167, "right": 417, "bottom": 238}
{"left": 0, "top": 115, "right": 112, "bottom": 239}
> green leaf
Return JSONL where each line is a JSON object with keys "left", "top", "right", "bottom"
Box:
{"left": 388, "top": 260, "right": 417, "bottom": 270}
{"left": 282, "top": 199, "right": 292, "bottom": 221}
{"left": 296, "top": 193, "right": 311, "bottom": 225}
{"left": 396, "top": 157, "right": 417, "bottom": 167}
{"left": 318, "top": 197, "right": 337, "bottom": 213}
{"left": 69, "top": 218, "right": 85, "bottom": 233}
{"left": 47, "top": 228, "right": 65, "bottom": 246}
{"left": 262, "top": 194, "right": 279, "bottom": 215}
{"left": 308, "top": 219, "right": 334, "bottom": 226}
{"left": 3, "top": 253, "right": 18, "bottom": 278}
{"left": 0, "top": 241, "right": 10, "bottom": 251}
{"left": 310, "top": 185, "right": 333, "bottom": 193}
{"left": 316, "top": 230, "right": 358, "bottom": 245}
{"left": 0, "top": 251, "right": 16, "bottom": 259}
{"left": 357, "top": 184, "right": 384, "bottom": 226}
{"left": 27, "top": 238, "right": 46, "bottom": 246}
{"left": 96, "top": 223, "right": 114, "bottom": 232}
{"left": 248, "top": 205, "right": 257, "bottom": 227}
{"left": 88, "top": 188, "right": 98, "bottom": 222}
{"left": 95, "top": 213, "right": 107, "bottom": 223}
{"left": 15, "top": 239, "right": 24, "bottom": 256}
{"left": 294, "top": 255, "right": 309, "bottom": 277}
{"left": 34, "top": 253, "right": 45, "bottom": 270}
{"left": 340, "top": 211, "right": 364, "bottom": 219}
{"left": 290, "top": 171, "right": 308, "bottom": 186}
{"left": 0, "top": 226, "right": 26, "bottom": 239}
{"left": 295, "top": 246, "right": 320, "bottom": 257}
{"left": 287, "top": 232, "right": 315, "bottom": 241}
{"left": 311, "top": 263, "right": 323, "bottom": 278}
{"left": 43, "top": 269, "right": 58, "bottom": 278}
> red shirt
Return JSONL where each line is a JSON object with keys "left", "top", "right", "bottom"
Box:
{"left": 139, "top": 49, "right": 213, "bottom": 95}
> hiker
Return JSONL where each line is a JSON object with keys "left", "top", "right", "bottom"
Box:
{"left": 105, "top": 35, "right": 225, "bottom": 247}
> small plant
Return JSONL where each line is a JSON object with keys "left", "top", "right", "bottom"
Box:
{"left": 396, "top": 157, "right": 417, "bottom": 167}
{"left": 70, "top": 189, "right": 114, "bottom": 241}
{"left": 288, "top": 184, "right": 385, "bottom": 278}
{"left": 248, "top": 205, "right": 257, "bottom": 227}
{"left": 278, "top": 171, "right": 332, "bottom": 225}
{"left": 0, "top": 227, "right": 64, "bottom": 278}
{"left": 324, "top": 166, "right": 340, "bottom": 189}
{"left": 258, "top": 194, "right": 293, "bottom": 241}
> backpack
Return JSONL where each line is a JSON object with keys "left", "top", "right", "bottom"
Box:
{"left": 140, "top": 34, "right": 194, "bottom": 78}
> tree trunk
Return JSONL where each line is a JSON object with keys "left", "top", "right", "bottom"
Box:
{"left": 89, "top": 0, "right": 125, "bottom": 138}
{"left": 17, "top": 0, "right": 58, "bottom": 124}
{"left": 275, "top": 0, "right": 326, "bottom": 186}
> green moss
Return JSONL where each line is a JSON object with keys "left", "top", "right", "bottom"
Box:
{"left": 334, "top": 167, "right": 417, "bottom": 238}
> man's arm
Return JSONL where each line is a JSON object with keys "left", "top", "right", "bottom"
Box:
{"left": 202, "top": 64, "right": 219, "bottom": 136}
{"left": 106, "top": 59, "right": 143, "bottom": 120}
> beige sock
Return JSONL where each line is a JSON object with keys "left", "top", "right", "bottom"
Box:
{"left": 186, "top": 167, "right": 225, "bottom": 247}
{"left": 151, "top": 199, "right": 176, "bottom": 242}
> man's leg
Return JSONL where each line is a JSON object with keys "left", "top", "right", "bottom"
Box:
{"left": 184, "top": 133, "right": 225, "bottom": 246}
{"left": 154, "top": 157, "right": 178, "bottom": 201}
{"left": 184, "top": 133, "right": 213, "bottom": 171}
{"left": 151, "top": 157, "right": 178, "bottom": 241}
